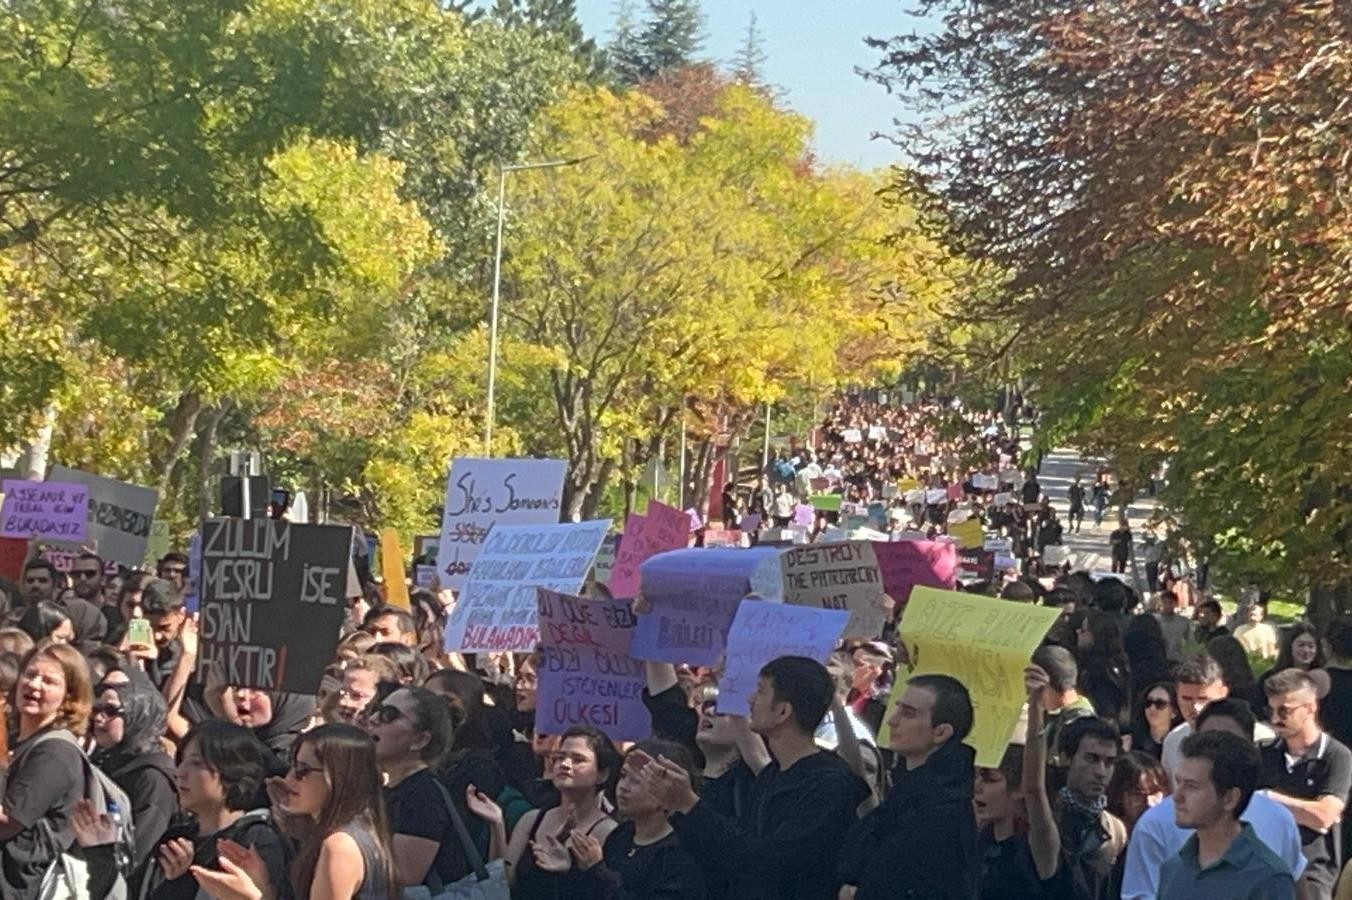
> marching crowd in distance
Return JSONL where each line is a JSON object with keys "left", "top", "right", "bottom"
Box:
{"left": 0, "top": 393, "right": 1344, "bottom": 899}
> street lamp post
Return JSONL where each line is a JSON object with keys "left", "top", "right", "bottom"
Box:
{"left": 484, "top": 156, "right": 591, "bottom": 456}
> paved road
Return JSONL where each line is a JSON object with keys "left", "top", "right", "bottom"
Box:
{"left": 1036, "top": 447, "right": 1157, "bottom": 592}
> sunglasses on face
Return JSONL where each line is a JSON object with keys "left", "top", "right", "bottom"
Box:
{"left": 72, "top": 569, "right": 101, "bottom": 580}
{"left": 1145, "top": 698, "right": 1172, "bottom": 710}
{"left": 160, "top": 567, "right": 186, "bottom": 577}
{"left": 92, "top": 704, "right": 124, "bottom": 718}
{"left": 289, "top": 760, "right": 322, "bottom": 781}
{"left": 371, "top": 705, "right": 409, "bottom": 725}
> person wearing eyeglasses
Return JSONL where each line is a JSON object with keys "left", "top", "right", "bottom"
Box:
{"left": 367, "top": 685, "right": 485, "bottom": 889}
{"left": 149, "top": 720, "right": 292, "bottom": 900}
{"left": 190, "top": 723, "right": 397, "bottom": 900}
{"left": 90, "top": 679, "right": 178, "bottom": 867}
{"left": 1259, "top": 668, "right": 1352, "bottom": 900}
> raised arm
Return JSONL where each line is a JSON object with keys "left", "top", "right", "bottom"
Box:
{"left": 1022, "top": 664, "right": 1060, "bottom": 880}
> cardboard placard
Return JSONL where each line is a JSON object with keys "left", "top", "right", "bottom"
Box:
{"left": 443, "top": 520, "right": 610, "bottom": 653}
{"left": 1, "top": 480, "right": 90, "bottom": 541}
{"left": 435, "top": 458, "right": 567, "bottom": 589}
{"left": 609, "top": 501, "right": 689, "bottom": 599}
{"left": 809, "top": 494, "right": 842, "bottom": 512}
{"left": 47, "top": 466, "right": 158, "bottom": 568}
{"left": 535, "top": 589, "right": 651, "bottom": 741}
{"left": 379, "top": 529, "right": 410, "bottom": 609}
{"left": 197, "top": 518, "right": 354, "bottom": 693}
{"left": 882, "top": 587, "right": 1059, "bottom": 766}
{"left": 780, "top": 542, "right": 886, "bottom": 638}
{"left": 718, "top": 602, "right": 850, "bottom": 716}
{"left": 591, "top": 534, "right": 619, "bottom": 586}
{"left": 871, "top": 539, "right": 958, "bottom": 607}
{"left": 0, "top": 537, "right": 28, "bottom": 582}
{"left": 630, "top": 546, "right": 783, "bottom": 666}
{"left": 949, "top": 519, "right": 984, "bottom": 549}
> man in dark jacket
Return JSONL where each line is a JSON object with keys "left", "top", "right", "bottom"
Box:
{"left": 635, "top": 655, "right": 868, "bottom": 900}
{"left": 839, "top": 673, "right": 980, "bottom": 899}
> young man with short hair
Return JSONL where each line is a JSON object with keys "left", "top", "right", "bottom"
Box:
{"left": 1162, "top": 655, "right": 1230, "bottom": 782}
{"left": 363, "top": 605, "right": 418, "bottom": 647}
{"left": 156, "top": 551, "right": 190, "bottom": 593}
{"left": 1159, "top": 730, "right": 1295, "bottom": 898}
{"left": 635, "top": 655, "right": 867, "bottom": 900}
{"left": 1023, "top": 665, "right": 1126, "bottom": 900}
{"left": 1154, "top": 590, "right": 1191, "bottom": 662}
{"left": 837, "top": 674, "right": 980, "bottom": 899}
{"left": 1260, "top": 668, "right": 1352, "bottom": 900}
{"left": 1194, "top": 599, "right": 1230, "bottom": 643}
{"left": 1031, "top": 645, "right": 1095, "bottom": 773}
{"left": 1121, "top": 699, "right": 1305, "bottom": 900}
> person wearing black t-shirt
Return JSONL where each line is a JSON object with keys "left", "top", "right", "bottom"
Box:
{"left": 369, "top": 685, "right": 468, "bottom": 889}
{"left": 1260, "top": 668, "right": 1352, "bottom": 900}
{"left": 977, "top": 745, "right": 1060, "bottom": 900}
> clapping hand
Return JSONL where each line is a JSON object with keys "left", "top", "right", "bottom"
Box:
{"left": 465, "top": 786, "right": 503, "bottom": 828}
{"left": 71, "top": 799, "right": 117, "bottom": 848}
{"left": 531, "top": 833, "right": 571, "bottom": 873}
{"left": 567, "top": 829, "right": 603, "bottom": 871}
{"left": 627, "top": 749, "right": 699, "bottom": 814}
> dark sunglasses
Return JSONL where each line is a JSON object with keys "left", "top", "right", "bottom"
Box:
{"left": 72, "top": 569, "right": 101, "bottom": 579}
{"left": 1145, "top": 698, "right": 1172, "bottom": 711}
{"left": 160, "top": 566, "right": 187, "bottom": 577}
{"left": 92, "top": 704, "right": 124, "bottom": 718}
{"left": 371, "top": 705, "right": 408, "bottom": 725}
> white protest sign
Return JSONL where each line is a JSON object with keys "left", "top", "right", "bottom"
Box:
{"left": 436, "top": 458, "right": 566, "bottom": 590}
{"left": 867, "top": 425, "right": 887, "bottom": 441}
{"left": 719, "top": 602, "right": 850, "bottom": 716}
{"left": 842, "top": 428, "right": 863, "bottom": 443}
{"left": 48, "top": 466, "right": 158, "bottom": 568}
{"left": 924, "top": 488, "right": 949, "bottom": 505}
{"left": 780, "top": 541, "right": 887, "bottom": 638}
{"left": 443, "top": 519, "right": 610, "bottom": 653}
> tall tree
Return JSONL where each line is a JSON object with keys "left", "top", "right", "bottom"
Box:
{"left": 608, "top": 0, "right": 646, "bottom": 86}
{"left": 492, "top": 0, "right": 606, "bottom": 80}
{"left": 867, "top": 1, "right": 1352, "bottom": 601}
{"left": 633, "top": 0, "right": 705, "bottom": 81}
{"left": 730, "top": 11, "right": 767, "bottom": 87}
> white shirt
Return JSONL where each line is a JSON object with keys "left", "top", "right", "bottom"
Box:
{"left": 1120, "top": 792, "right": 1306, "bottom": 900}
{"left": 1161, "top": 721, "right": 1192, "bottom": 783}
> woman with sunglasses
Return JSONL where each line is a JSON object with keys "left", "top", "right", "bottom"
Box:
{"left": 150, "top": 720, "right": 291, "bottom": 900}
{"left": 471, "top": 724, "right": 621, "bottom": 896}
{"left": 190, "top": 723, "right": 397, "bottom": 900}
{"left": 367, "top": 686, "right": 482, "bottom": 889}
{"left": 1126, "top": 680, "right": 1181, "bottom": 760}
{"left": 90, "top": 679, "right": 178, "bottom": 866}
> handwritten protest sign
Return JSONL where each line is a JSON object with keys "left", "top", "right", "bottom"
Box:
{"left": 882, "top": 586, "right": 1059, "bottom": 766}
{"left": 414, "top": 565, "right": 437, "bottom": 589}
{"left": 197, "top": 518, "right": 353, "bottom": 694}
{"left": 718, "top": 602, "right": 850, "bottom": 716}
{"left": 379, "top": 529, "right": 410, "bottom": 610}
{"left": 780, "top": 542, "right": 886, "bottom": 638}
{"left": 949, "top": 519, "right": 984, "bottom": 549}
{"left": 536, "top": 589, "right": 651, "bottom": 741}
{"left": 609, "top": 501, "right": 689, "bottom": 599}
{"left": 48, "top": 466, "right": 158, "bottom": 567}
{"left": 0, "top": 480, "right": 89, "bottom": 541}
{"left": 871, "top": 540, "right": 957, "bottom": 607}
{"left": 436, "top": 458, "right": 566, "bottom": 589}
{"left": 591, "top": 534, "right": 619, "bottom": 586}
{"left": 443, "top": 520, "right": 610, "bottom": 653}
{"left": 842, "top": 428, "right": 863, "bottom": 443}
{"left": 809, "top": 494, "right": 842, "bottom": 512}
{"left": 956, "top": 547, "right": 995, "bottom": 581}
{"left": 631, "top": 546, "right": 782, "bottom": 666}
{"left": 792, "top": 504, "right": 815, "bottom": 528}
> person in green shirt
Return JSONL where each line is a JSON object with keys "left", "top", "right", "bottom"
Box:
{"left": 1159, "top": 730, "right": 1295, "bottom": 899}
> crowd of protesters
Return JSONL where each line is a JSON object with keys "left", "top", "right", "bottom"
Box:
{"left": 0, "top": 394, "right": 1344, "bottom": 900}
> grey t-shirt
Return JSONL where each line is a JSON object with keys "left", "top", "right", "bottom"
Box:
{"left": 2, "top": 728, "right": 85, "bottom": 898}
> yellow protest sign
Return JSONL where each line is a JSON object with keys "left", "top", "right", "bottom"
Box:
{"left": 949, "top": 519, "right": 983, "bottom": 549}
{"left": 896, "top": 477, "right": 921, "bottom": 493}
{"left": 379, "top": 529, "right": 410, "bottom": 610}
{"left": 880, "top": 586, "right": 1059, "bottom": 766}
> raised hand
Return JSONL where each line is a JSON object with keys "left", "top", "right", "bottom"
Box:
{"left": 71, "top": 798, "right": 117, "bottom": 848}
{"left": 465, "top": 785, "right": 503, "bottom": 828}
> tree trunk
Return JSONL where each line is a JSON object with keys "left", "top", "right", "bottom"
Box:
{"left": 22, "top": 401, "right": 58, "bottom": 480}
{"left": 690, "top": 439, "right": 717, "bottom": 518}
{"left": 156, "top": 391, "right": 203, "bottom": 493}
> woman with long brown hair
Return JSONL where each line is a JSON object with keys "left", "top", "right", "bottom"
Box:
{"left": 0, "top": 641, "right": 95, "bottom": 896}
{"left": 191, "top": 723, "right": 397, "bottom": 900}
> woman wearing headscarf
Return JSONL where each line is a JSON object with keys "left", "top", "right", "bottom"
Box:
{"left": 224, "top": 687, "right": 317, "bottom": 761}
{"left": 90, "top": 678, "right": 179, "bottom": 865}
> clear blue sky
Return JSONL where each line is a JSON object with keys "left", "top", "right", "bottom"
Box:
{"left": 573, "top": 1, "right": 934, "bottom": 172}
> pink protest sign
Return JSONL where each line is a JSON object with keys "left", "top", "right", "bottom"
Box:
{"left": 1, "top": 480, "right": 89, "bottom": 541}
{"left": 536, "top": 588, "right": 651, "bottom": 741}
{"left": 871, "top": 540, "right": 958, "bottom": 607}
{"left": 792, "top": 504, "right": 815, "bottom": 528}
{"left": 608, "top": 502, "right": 689, "bottom": 599}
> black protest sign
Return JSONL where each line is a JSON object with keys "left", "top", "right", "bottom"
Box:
{"left": 197, "top": 518, "right": 353, "bottom": 694}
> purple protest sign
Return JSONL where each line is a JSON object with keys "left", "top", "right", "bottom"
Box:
{"left": 536, "top": 588, "right": 651, "bottom": 741}
{"left": 1, "top": 480, "right": 89, "bottom": 541}
{"left": 609, "top": 501, "right": 689, "bottom": 599}
{"left": 631, "top": 546, "right": 783, "bottom": 666}
{"left": 792, "top": 504, "right": 815, "bottom": 528}
{"left": 718, "top": 602, "right": 850, "bottom": 716}
{"left": 871, "top": 539, "right": 958, "bottom": 608}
